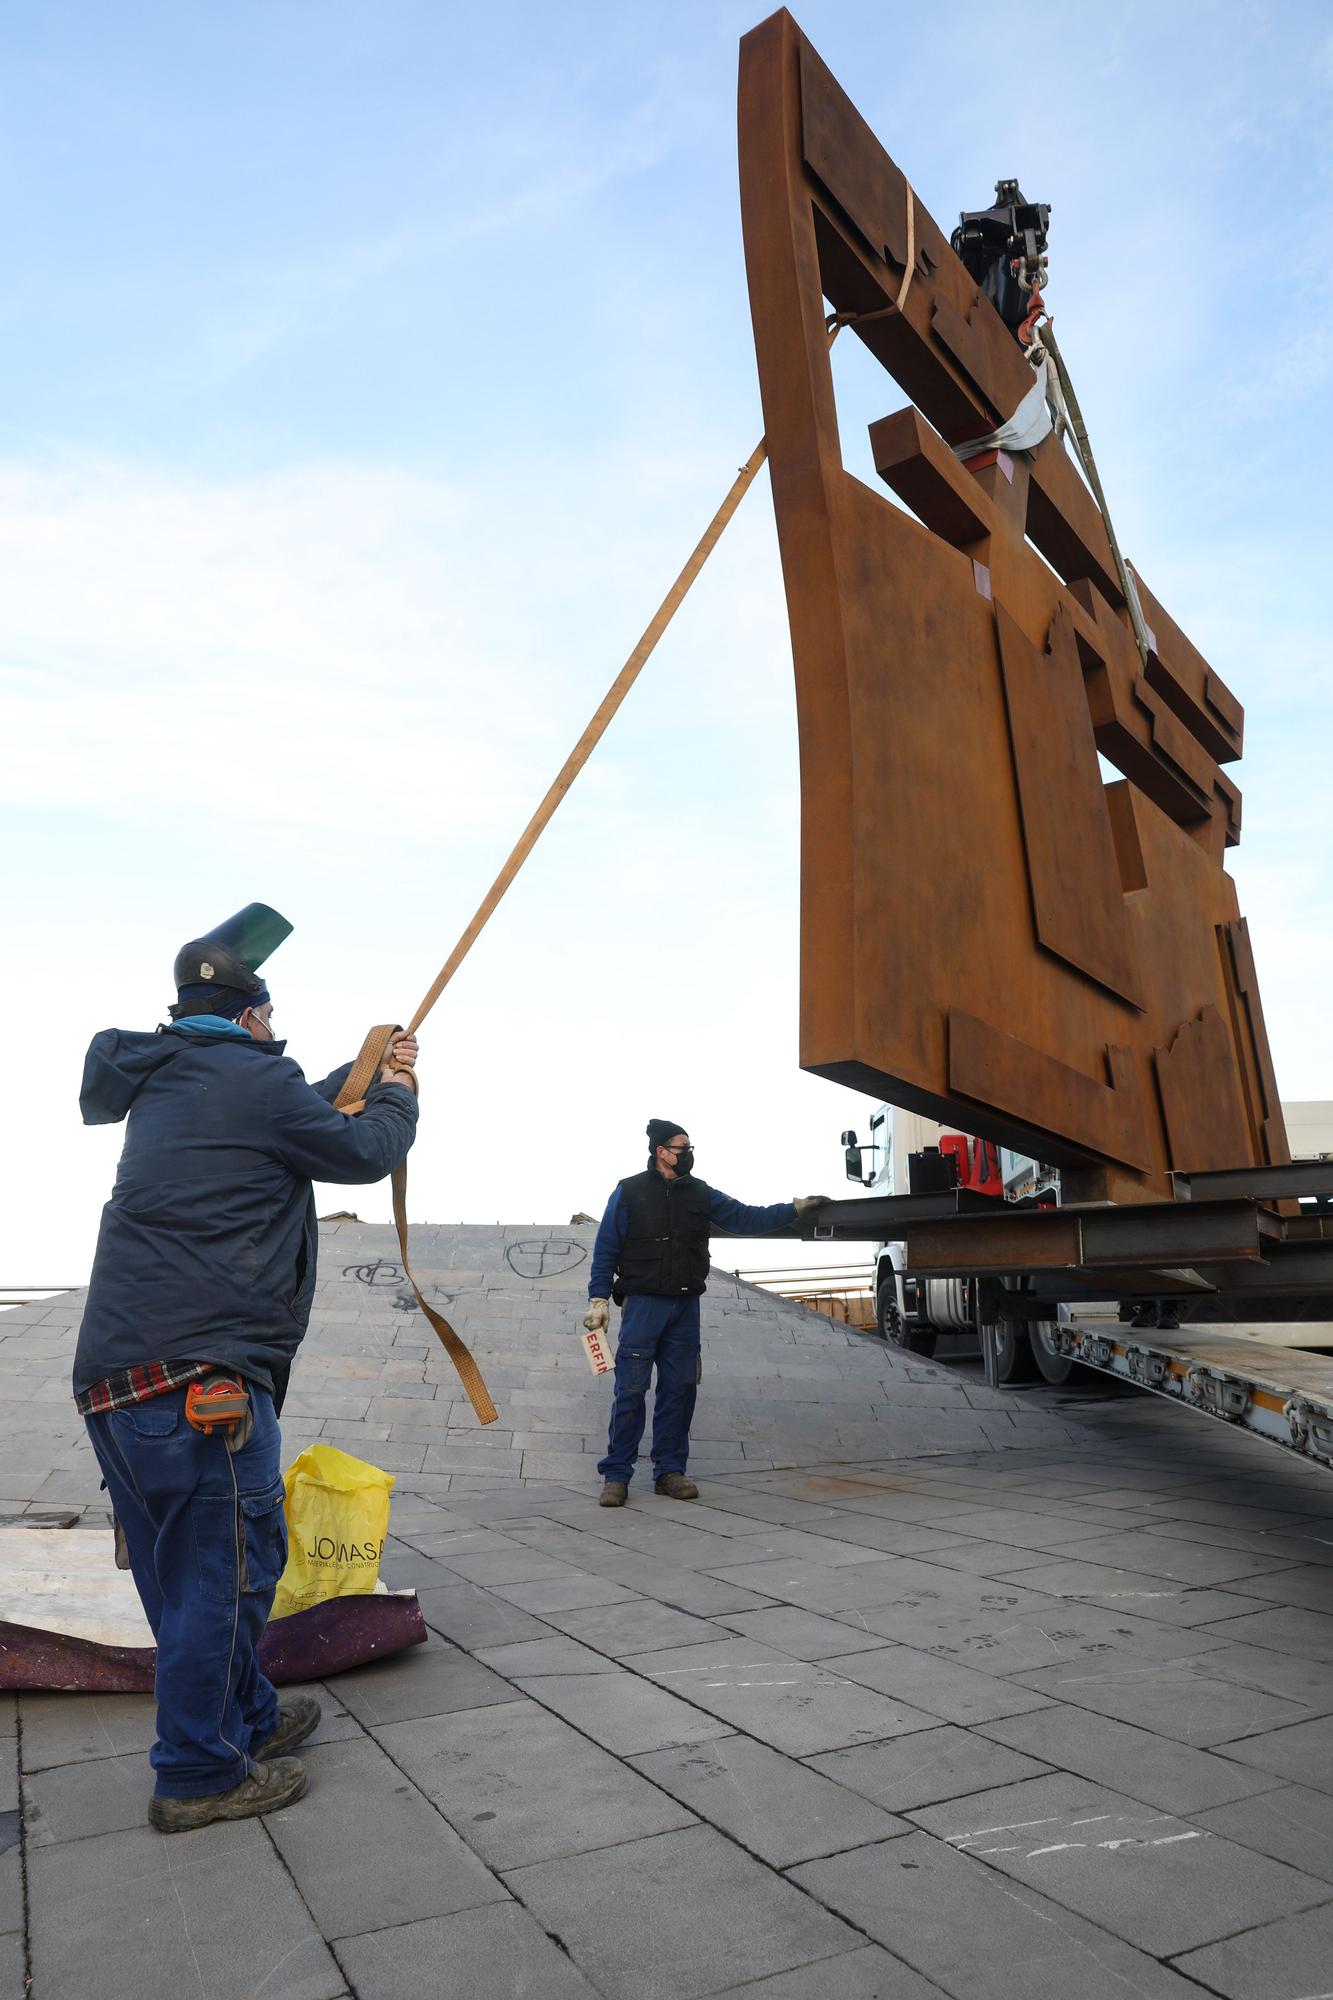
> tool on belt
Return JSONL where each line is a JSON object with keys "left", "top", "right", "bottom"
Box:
{"left": 185, "top": 1370, "right": 254, "bottom": 1451}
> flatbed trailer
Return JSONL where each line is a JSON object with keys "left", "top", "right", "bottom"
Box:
{"left": 799, "top": 1164, "right": 1333, "bottom": 1470}
{"left": 1055, "top": 1320, "right": 1333, "bottom": 1471}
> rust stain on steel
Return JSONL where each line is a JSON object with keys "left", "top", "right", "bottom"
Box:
{"left": 738, "top": 10, "right": 1287, "bottom": 1199}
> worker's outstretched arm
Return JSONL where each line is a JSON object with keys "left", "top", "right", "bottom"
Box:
{"left": 265, "top": 1064, "right": 418, "bottom": 1184}
{"left": 588, "top": 1189, "right": 628, "bottom": 1299}
{"left": 707, "top": 1189, "right": 798, "bottom": 1236}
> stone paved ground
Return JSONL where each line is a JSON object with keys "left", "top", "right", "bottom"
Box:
{"left": 3, "top": 1220, "right": 1333, "bottom": 1999}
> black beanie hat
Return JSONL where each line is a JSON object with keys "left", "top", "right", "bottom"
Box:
{"left": 646, "top": 1119, "right": 686, "bottom": 1153}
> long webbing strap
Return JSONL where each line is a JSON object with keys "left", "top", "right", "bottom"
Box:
{"left": 332, "top": 297, "right": 897, "bottom": 1429}
{"left": 333, "top": 1023, "right": 499, "bottom": 1426}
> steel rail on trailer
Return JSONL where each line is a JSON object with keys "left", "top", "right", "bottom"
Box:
{"left": 798, "top": 1157, "right": 1333, "bottom": 1470}
{"left": 1047, "top": 1322, "right": 1333, "bottom": 1472}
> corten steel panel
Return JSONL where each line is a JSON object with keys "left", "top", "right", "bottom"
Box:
{"left": 737, "top": 9, "right": 1288, "bottom": 1198}
{"left": 1154, "top": 1004, "right": 1253, "bottom": 1172}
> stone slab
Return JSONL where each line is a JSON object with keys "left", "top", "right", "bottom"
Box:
{"left": 335, "top": 1901, "right": 601, "bottom": 1998}
{"left": 914, "top": 1505, "right": 1134, "bottom": 1552}
{"left": 1009, "top": 1651, "right": 1314, "bottom": 1745}
{"left": 629, "top": 1733, "right": 907, "bottom": 1867}
{"left": 624, "top": 1637, "right": 942, "bottom": 1757}
{"left": 1052, "top": 1530, "right": 1298, "bottom": 1588}
{"left": 265, "top": 1735, "right": 507, "bottom": 1939}
{"left": 26, "top": 1818, "right": 345, "bottom": 2000}
{"left": 515, "top": 1670, "right": 734, "bottom": 1755}
{"left": 701, "top": 1557, "right": 912, "bottom": 1613}
{"left": 427, "top": 1547, "right": 577, "bottom": 1586}
{"left": 988, "top": 1558, "right": 1265, "bottom": 1626}
{"left": 18, "top": 1691, "right": 156, "bottom": 1772}
{"left": 808, "top": 1725, "right": 1054, "bottom": 1814}
{"left": 487, "top": 1572, "right": 642, "bottom": 1613}
{"left": 1198, "top": 1604, "right": 1333, "bottom": 1659}
{"left": 542, "top": 1598, "right": 729, "bottom": 1656}
{"left": 0, "top": 1933, "right": 22, "bottom": 2000}
{"left": 1194, "top": 1783, "right": 1333, "bottom": 1885}
{"left": 791, "top": 1831, "right": 1215, "bottom": 2000}
{"left": 907, "top": 1770, "right": 1328, "bottom": 1957}
{"left": 332, "top": 1637, "right": 517, "bottom": 1726}
{"left": 978, "top": 1705, "right": 1284, "bottom": 1814}
{"left": 1221, "top": 1562, "right": 1333, "bottom": 1611}
{"left": 0, "top": 1848, "right": 18, "bottom": 1940}
{"left": 476, "top": 1635, "right": 620, "bottom": 1677}
{"left": 835, "top": 1593, "right": 1231, "bottom": 1674}
{"left": 715, "top": 1607, "right": 893, "bottom": 1661}
{"left": 25, "top": 1749, "right": 151, "bottom": 1846}
{"left": 1211, "top": 1714, "right": 1333, "bottom": 1792}
{"left": 1171, "top": 1897, "right": 1333, "bottom": 1997}
{"left": 414, "top": 1582, "right": 554, "bottom": 1650}
{"left": 706, "top": 1949, "right": 949, "bottom": 1999}
{"left": 821, "top": 1647, "right": 1052, "bottom": 1728}
{"left": 374, "top": 1699, "right": 695, "bottom": 1869}
{"left": 503, "top": 1824, "right": 857, "bottom": 2000}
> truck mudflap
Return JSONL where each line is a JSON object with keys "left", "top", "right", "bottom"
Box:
{"left": 1058, "top": 1321, "right": 1333, "bottom": 1468}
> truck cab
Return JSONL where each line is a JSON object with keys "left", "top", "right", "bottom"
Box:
{"left": 842, "top": 1106, "right": 1069, "bottom": 1382}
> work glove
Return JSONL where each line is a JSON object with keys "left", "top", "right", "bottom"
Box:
{"left": 793, "top": 1195, "right": 832, "bottom": 1218}
{"left": 583, "top": 1298, "right": 610, "bottom": 1334}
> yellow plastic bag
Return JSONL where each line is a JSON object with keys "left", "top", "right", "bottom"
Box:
{"left": 270, "top": 1444, "right": 395, "bottom": 1620}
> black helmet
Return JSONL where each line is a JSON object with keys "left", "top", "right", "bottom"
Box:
{"left": 172, "top": 902, "right": 292, "bottom": 997}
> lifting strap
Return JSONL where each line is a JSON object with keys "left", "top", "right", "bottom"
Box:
{"left": 333, "top": 1024, "right": 499, "bottom": 1426}
{"left": 329, "top": 258, "right": 918, "bottom": 1426}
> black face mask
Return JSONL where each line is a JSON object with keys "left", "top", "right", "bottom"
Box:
{"left": 670, "top": 1148, "right": 695, "bottom": 1177}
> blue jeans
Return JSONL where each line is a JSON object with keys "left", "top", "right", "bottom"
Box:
{"left": 85, "top": 1385, "right": 287, "bottom": 1799}
{"left": 598, "top": 1295, "right": 700, "bottom": 1484}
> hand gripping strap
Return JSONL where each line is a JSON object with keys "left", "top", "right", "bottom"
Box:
{"left": 334, "top": 1026, "right": 498, "bottom": 1425}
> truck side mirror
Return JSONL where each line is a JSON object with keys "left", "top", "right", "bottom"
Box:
{"left": 841, "top": 1130, "right": 865, "bottom": 1183}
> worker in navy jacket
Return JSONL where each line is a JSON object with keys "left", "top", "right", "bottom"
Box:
{"left": 74, "top": 904, "right": 419, "bottom": 1835}
{"left": 584, "top": 1119, "right": 828, "bottom": 1506}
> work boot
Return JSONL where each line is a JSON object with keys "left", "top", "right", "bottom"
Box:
{"left": 148, "top": 1757, "right": 308, "bottom": 1834}
{"left": 253, "top": 1694, "right": 321, "bottom": 1760}
{"left": 599, "top": 1480, "right": 629, "bottom": 1507}
{"left": 654, "top": 1473, "right": 699, "bottom": 1500}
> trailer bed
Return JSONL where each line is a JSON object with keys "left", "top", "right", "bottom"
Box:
{"left": 1060, "top": 1318, "right": 1333, "bottom": 1469}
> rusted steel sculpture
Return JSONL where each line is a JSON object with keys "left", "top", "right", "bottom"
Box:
{"left": 739, "top": 10, "right": 1288, "bottom": 1206}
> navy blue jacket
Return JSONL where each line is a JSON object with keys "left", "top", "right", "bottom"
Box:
{"left": 74, "top": 1025, "right": 418, "bottom": 1407}
{"left": 589, "top": 1182, "right": 797, "bottom": 1299}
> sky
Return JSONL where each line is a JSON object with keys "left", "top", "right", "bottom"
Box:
{"left": 1, "top": 0, "right": 1330, "bottom": 1286}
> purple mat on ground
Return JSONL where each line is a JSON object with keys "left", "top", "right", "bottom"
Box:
{"left": 0, "top": 1592, "right": 427, "bottom": 1692}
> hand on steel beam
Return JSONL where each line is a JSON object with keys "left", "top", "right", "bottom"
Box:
{"left": 793, "top": 1196, "right": 832, "bottom": 1217}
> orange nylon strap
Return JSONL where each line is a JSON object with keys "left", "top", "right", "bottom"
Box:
{"left": 334, "top": 1025, "right": 498, "bottom": 1426}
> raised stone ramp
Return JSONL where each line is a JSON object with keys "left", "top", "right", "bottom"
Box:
{"left": 295, "top": 1218, "right": 1103, "bottom": 1494}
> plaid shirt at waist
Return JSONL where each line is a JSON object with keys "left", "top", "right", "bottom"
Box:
{"left": 75, "top": 1359, "right": 212, "bottom": 1418}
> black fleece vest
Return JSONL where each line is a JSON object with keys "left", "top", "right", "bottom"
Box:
{"left": 613, "top": 1169, "right": 712, "bottom": 1301}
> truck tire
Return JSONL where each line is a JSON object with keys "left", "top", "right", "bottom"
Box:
{"left": 877, "top": 1279, "right": 937, "bottom": 1357}
{"left": 991, "top": 1321, "right": 1040, "bottom": 1383}
{"left": 1029, "top": 1319, "right": 1075, "bottom": 1385}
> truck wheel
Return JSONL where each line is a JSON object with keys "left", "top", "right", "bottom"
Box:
{"left": 991, "top": 1321, "right": 1040, "bottom": 1383}
{"left": 877, "top": 1280, "right": 937, "bottom": 1356}
{"left": 1030, "top": 1320, "right": 1075, "bottom": 1385}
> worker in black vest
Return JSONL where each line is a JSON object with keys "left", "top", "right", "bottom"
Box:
{"left": 584, "top": 1120, "right": 828, "bottom": 1505}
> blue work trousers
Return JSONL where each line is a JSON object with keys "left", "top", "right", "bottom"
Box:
{"left": 84, "top": 1384, "right": 287, "bottom": 1799}
{"left": 598, "top": 1294, "right": 700, "bottom": 1484}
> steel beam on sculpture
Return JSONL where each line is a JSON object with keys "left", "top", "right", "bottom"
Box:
{"left": 738, "top": 10, "right": 1289, "bottom": 1203}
